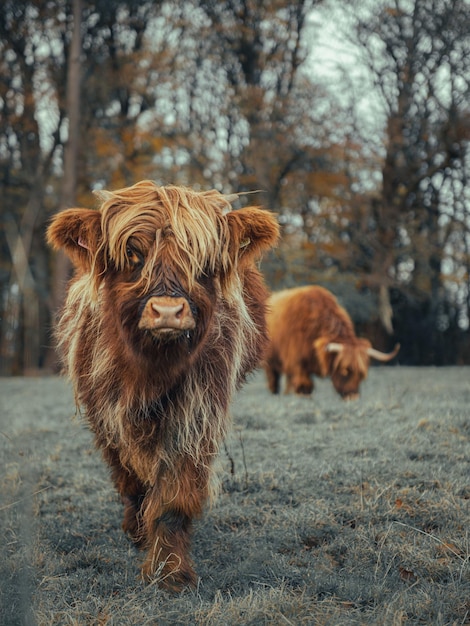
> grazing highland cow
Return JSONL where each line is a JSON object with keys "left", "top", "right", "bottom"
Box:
{"left": 264, "top": 285, "right": 399, "bottom": 400}
{"left": 47, "top": 180, "right": 279, "bottom": 591}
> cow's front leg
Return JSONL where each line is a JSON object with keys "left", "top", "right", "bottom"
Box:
{"left": 121, "top": 493, "right": 146, "bottom": 545}
{"left": 265, "top": 362, "right": 281, "bottom": 394}
{"left": 102, "top": 447, "right": 146, "bottom": 545}
{"left": 287, "top": 366, "right": 313, "bottom": 395}
{"left": 141, "top": 459, "right": 209, "bottom": 591}
{"left": 142, "top": 509, "right": 196, "bottom": 591}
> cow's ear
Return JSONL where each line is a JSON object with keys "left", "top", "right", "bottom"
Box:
{"left": 47, "top": 208, "right": 102, "bottom": 271}
{"left": 225, "top": 206, "right": 279, "bottom": 267}
{"left": 313, "top": 337, "right": 330, "bottom": 377}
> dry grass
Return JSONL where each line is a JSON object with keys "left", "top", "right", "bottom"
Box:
{"left": 1, "top": 367, "right": 469, "bottom": 625}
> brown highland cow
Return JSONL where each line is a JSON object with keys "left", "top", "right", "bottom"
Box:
{"left": 47, "top": 180, "right": 279, "bottom": 591}
{"left": 264, "top": 285, "right": 399, "bottom": 400}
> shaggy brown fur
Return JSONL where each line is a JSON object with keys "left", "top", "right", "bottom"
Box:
{"left": 47, "top": 180, "right": 279, "bottom": 591}
{"left": 264, "top": 285, "right": 399, "bottom": 400}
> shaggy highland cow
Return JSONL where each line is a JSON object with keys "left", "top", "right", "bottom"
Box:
{"left": 47, "top": 180, "right": 279, "bottom": 591}
{"left": 264, "top": 285, "right": 399, "bottom": 400}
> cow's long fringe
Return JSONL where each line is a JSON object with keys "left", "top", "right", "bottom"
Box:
{"left": 97, "top": 182, "right": 236, "bottom": 296}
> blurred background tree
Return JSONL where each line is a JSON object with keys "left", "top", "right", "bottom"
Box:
{"left": 0, "top": 0, "right": 469, "bottom": 373}
{"left": 351, "top": 0, "right": 470, "bottom": 363}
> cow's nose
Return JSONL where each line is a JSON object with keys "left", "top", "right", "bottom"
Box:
{"left": 151, "top": 299, "right": 184, "bottom": 323}
{"left": 139, "top": 296, "right": 195, "bottom": 331}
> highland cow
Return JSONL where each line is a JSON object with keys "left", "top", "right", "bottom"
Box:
{"left": 47, "top": 180, "right": 279, "bottom": 591}
{"left": 264, "top": 285, "right": 399, "bottom": 400}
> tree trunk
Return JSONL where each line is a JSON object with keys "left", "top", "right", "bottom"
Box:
{"left": 45, "top": 0, "right": 82, "bottom": 371}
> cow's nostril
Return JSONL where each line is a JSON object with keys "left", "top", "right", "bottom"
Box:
{"left": 151, "top": 302, "right": 161, "bottom": 319}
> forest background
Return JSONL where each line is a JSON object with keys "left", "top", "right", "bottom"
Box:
{"left": 1, "top": 0, "right": 469, "bottom": 375}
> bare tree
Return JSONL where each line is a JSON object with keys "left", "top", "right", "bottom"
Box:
{"left": 344, "top": 0, "right": 470, "bottom": 361}
{"left": 46, "top": 0, "right": 82, "bottom": 371}
{"left": 0, "top": 1, "right": 63, "bottom": 373}
{"left": 188, "top": 0, "right": 324, "bottom": 209}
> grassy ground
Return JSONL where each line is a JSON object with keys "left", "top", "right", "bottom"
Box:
{"left": 1, "top": 367, "right": 469, "bottom": 625}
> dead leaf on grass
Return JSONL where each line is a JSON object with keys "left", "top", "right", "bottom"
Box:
{"left": 399, "top": 566, "right": 418, "bottom": 583}
{"left": 436, "top": 542, "right": 465, "bottom": 558}
{"left": 394, "top": 498, "right": 414, "bottom": 514}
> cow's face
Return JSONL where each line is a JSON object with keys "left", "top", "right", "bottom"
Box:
{"left": 315, "top": 338, "right": 371, "bottom": 400}
{"left": 47, "top": 181, "right": 278, "bottom": 356}
{"left": 329, "top": 354, "right": 367, "bottom": 400}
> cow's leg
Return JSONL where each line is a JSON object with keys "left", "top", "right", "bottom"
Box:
{"left": 121, "top": 492, "right": 146, "bottom": 545}
{"left": 265, "top": 362, "right": 281, "bottom": 394}
{"left": 102, "top": 447, "right": 147, "bottom": 545}
{"left": 143, "top": 508, "right": 196, "bottom": 591}
{"left": 141, "top": 458, "right": 209, "bottom": 591}
{"left": 288, "top": 366, "right": 313, "bottom": 395}
{"left": 285, "top": 373, "right": 293, "bottom": 393}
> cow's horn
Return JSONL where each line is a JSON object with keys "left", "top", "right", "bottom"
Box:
{"left": 325, "top": 342, "right": 344, "bottom": 353}
{"left": 93, "top": 189, "right": 114, "bottom": 202}
{"left": 366, "top": 343, "right": 400, "bottom": 362}
{"left": 220, "top": 193, "right": 239, "bottom": 214}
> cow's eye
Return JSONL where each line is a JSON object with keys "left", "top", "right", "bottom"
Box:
{"left": 126, "top": 246, "right": 142, "bottom": 267}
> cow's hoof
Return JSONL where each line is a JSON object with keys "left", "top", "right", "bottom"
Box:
{"left": 141, "top": 557, "right": 197, "bottom": 592}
